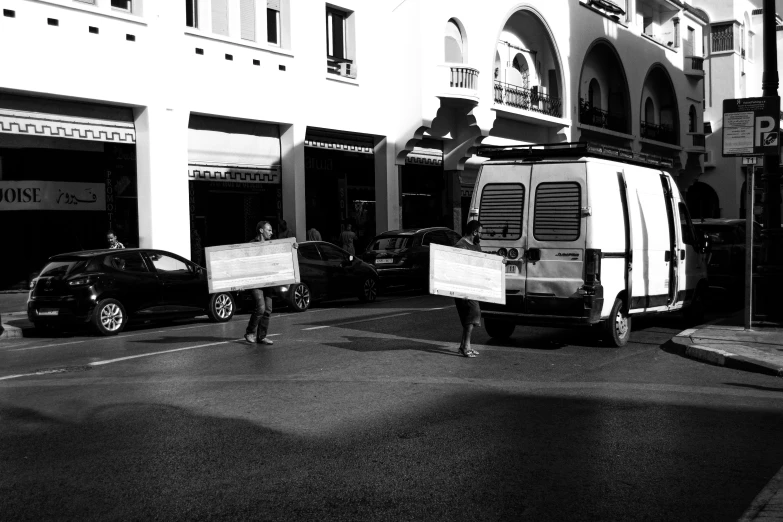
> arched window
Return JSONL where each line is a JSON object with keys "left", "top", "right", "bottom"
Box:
{"left": 644, "top": 97, "right": 655, "bottom": 123}
{"left": 588, "top": 79, "right": 601, "bottom": 109}
{"left": 444, "top": 19, "right": 464, "bottom": 63}
{"left": 688, "top": 105, "right": 697, "bottom": 132}
{"left": 511, "top": 54, "right": 530, "bottom": 89}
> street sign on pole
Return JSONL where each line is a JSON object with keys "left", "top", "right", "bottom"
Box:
{"left": 722, "top": 97, "right": 781, "bottom": 157}
{"left": 745, "top": 164, "right": 755, "bottom": 330}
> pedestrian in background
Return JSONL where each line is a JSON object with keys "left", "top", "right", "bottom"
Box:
{"left": 107, "top": 230, "right": 124, "bottom": 250}
{"left": 340, "top": 223, "right": 357, "bottom": 255}
{"left": 454, "top": 220, "right": 484, "bottom": 358}
{"left": 278, "top": 220, "right": 295, "bottom": 239}
{"left": 307, "top": 226, "right": 322, "bottom": 242}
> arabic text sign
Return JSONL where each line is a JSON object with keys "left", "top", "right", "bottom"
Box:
{"left": 722, "top": 97, "right": 780, "bottom": 156}
{"left": 429, "top": 243, "right": 506, "bottom": 305}
{"left": 205, "top": 237, "right": 300, "bottom": 294}
{"left": 0, "top": 181, "right": 106, "bottom": 211}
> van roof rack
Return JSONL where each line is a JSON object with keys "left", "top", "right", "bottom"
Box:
{"left": 476, "top": 141, "right": 675, "bottom": 169}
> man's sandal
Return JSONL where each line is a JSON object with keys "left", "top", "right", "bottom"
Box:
{"left": 458, "top": 347, "right": 476, "bottom": 358}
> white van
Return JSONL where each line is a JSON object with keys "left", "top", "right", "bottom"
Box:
{"left": 469, "top": 143, "right": 707, "bottom": 347}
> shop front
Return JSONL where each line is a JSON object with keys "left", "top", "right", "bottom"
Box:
{"left": 304, "top": 130, "right": 375, "bottom": 252}
{"left": 0, "top": 93, "right": 137, "bottom": 290}
{"left": 187, "top": 115, "right": 281, "bottom": 265}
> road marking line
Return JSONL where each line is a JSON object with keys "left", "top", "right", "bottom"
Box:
{"left": 303, "top": 326, "right": 330, "bottom": 331}
{"left": 89, "top": 339, "right": 241, "bottom": 366}
{"left": 332, "top": 312, "right": 411, "bottom": 327}
{"left": 9, "top": 340, "right": 86, "bottom": 351}
{"left": 266, "top": 333, "right": 281, "bottom": 337}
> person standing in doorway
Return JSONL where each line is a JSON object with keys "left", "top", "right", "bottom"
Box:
{"left": 107, "top": 230, "right": 124, "bottom": 250}
{"left": 278, "top": 220, "right": 295, "bottom": 239}
{"left": 340, "top": 223, "right": 357, "bottom": 255}
{"left": 453, "top": 220, "right": 484, "bottom": 358}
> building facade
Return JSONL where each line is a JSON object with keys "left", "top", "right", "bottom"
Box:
{"left": 0, "top": 0, "right": 727, "bottom": 289}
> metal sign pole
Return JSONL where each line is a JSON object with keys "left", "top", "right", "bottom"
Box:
{"left": 745, "top": 163, "right": 755, "bottom": 330}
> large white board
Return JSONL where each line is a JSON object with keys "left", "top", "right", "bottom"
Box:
{"left": 429, "top": 243, "right": 506, "bottom": 304}
{"left": 205, "top": 237, "right": 300, "bottom": 293}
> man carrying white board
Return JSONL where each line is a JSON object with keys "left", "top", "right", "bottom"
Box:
{"left": 453, "top": 220, "right": 484, "bottom": 358}
{"left": 244, "top": 221, "right": 298, "bottom": 345}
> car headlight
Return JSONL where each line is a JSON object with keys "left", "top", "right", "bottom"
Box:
{"left": 508, "top": 248, "right": 519, "bottom": 260}
{"left": 29, "top": 279, "right": 37, "bottom": 290}
{"left": 67, "top": 277, "right": 93, "bottom": 286}
{"left": 498, "top": 247, "right": 508, "bottom": 257}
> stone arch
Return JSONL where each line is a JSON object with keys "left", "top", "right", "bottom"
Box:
{"left": 445, "top": 18, "right": 467, "bottom": 63}
{"left": 578, "top": 38, "right": 631, "bottom": 133}
{"left": 686, "top": 181, "right": 720, "bottom": 219}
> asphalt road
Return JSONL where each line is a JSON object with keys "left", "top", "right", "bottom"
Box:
{"left": 1, "top": 292, "right": 781, "bottom": 521}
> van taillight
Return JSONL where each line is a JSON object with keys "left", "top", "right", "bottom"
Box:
{"left": 585, "top": 249, "right": 601, "bottom": 283}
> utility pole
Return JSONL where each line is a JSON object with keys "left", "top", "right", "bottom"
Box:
{"left": 759, "top": 0, "right": 783, "bottom": 320}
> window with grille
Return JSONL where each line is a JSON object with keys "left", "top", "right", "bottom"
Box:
{"left": 533, "top": 182, "right": 581, "bottom": 241}
{"left": 478, "top": 183, "right": 525, "bottom": 240}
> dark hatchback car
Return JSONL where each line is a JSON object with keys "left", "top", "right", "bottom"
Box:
{"left": 693, "top": 218, "right": 763, "bottom": 296}
{"left": 275, "top": 241, "right": 379, "bottom": 312}
{"left": 361, "top": 227, "right": 461, "bottom": 289}
{"left": 28, "top": 249, "right": 235, "bottom": 335}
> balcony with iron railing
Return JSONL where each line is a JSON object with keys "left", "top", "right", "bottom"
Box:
{"left": 711, "top": 24, "right": 734, "bottom": 53}
{"left": 684, "top": 55, "right": 706, "bottom": 77}
{"left": 438, "top": 64, "right": 480, "bottom": 103}
{"left": 494, "top": 81, "right": 563, "bottom": 117}
{"left": 578, "top": 99, "right": 626, "bottom": 134}
{"left": 640, "top": 121, "right": 677, "bottom": 145}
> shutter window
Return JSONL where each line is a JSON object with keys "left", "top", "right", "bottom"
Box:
{"left": 479, "top": 183, "right": 525, "bottom": 240}
{"left": 240, "top": 0, "right": 256, "bottom": 41}
{"left": 212, "top": 0, "right": 229, "bottom": 36}
{"left": 533, "top": 182, "right": 581, "bottom": 241}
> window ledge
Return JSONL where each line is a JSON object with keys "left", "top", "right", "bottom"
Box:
{"left": 579, "top": 1, "right": 628, "bottom": 27}
{"left": 184, "top": 29, "right": 294, "bottom": 57}
{"left": 30, "top": 0, "right": 147, "bottom": 25}
{"left": 577, "top": 123, "right": 635, "bottom": 141}
{"left": 326, "top": 74, "right": 359, "bottom": 86}
{"left": 641, "top": 33, "right": 678, "bottom": 53}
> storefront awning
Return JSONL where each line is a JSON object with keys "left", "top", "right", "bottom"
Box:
{"left": 0, "top": 108, "right": 135, "bottom": 144}
{"left": 405, "top": 147, "right": 442, "bottom": 166}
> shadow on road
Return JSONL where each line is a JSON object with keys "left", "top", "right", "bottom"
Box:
{"left": 2, "top": 391, "right": 783, "bottom": 521}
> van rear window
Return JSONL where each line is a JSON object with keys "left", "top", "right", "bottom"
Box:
{"left": 533, "top": 182, "right": 581, "bottom": 241}
{"left": 479, "top": 183, "right": 524, "bottom": 240}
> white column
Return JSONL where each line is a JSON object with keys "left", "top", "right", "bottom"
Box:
{"left": 374, "top": 137, "right": 399, "bottom": 233}
{"left": 280, "top": 123, "right": 306, "bottom": 240}
{"left": 134, "top": 105, "right": 191, "bottom": 257}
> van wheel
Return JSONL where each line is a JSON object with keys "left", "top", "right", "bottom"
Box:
{"left": 602, "top": 298, "right": 631, "bottom": 347}
{"left": 683, "top": 285, "right": 706, "bottom": 326}
{"left": 92, "top": 298, "right": 127, "bottom": 336}
{"left": 207, "top": 292, "right": 235, "bottom": 322}
{"left": 484, "top": 318, "right": 515, "bottom": 340}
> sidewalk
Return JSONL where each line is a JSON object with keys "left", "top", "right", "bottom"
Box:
{"left": 669, "top": 312, "right": 783, "bottom": 377}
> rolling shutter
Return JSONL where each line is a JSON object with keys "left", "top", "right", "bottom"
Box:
{"left": 240, "top": 0, "right": 256, "bottom": 41}
{"left": 479, "top": 183, "right": 524, "bottom": 240}
{"left": 212, "top": 0, "right": 229, "bottom": 36}
{"left": 533, "top": 182, "right": 581, "bottom": 241}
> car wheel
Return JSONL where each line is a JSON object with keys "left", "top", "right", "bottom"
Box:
{"left": 358, "top": 277, "right": 379, "bottom": 302}
{"left": 289, "top": 283, "right": 311, "bottom": 312}
{"left": 92, "top": 298, "right": 127, "bottom": 336}
{"left": 602, "top": 298, "right": 631, "bottom": 347}
{"left": 484, "top": 318, "right": 515, "bottom": 340}
{"left": 207, "top": 292, "right": 235, "bottom": 322}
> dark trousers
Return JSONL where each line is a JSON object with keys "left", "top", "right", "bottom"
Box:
{"left": 246, "top": 288, "right": 273, "bottom": 338}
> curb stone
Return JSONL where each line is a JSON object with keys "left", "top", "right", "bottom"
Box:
{"left": 0, "top": 324, "right": 24, "bottom": 340}
{"left": 667, "top": 336, "right": 783, "bottom": 378}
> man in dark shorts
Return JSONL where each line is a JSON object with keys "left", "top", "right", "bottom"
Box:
{"left": 454, "top": 220, "right": 484, "bottom": 357}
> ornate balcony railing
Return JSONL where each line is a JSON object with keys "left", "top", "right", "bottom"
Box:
{"left": 641, "top": 121, "right": 677, "bottom": 145}
{"left": 578, "top": 99, "right": 626, "bottom": 133}
{"left": 493, "top": 81, "right": 562, "bottom": 117}
{"left": 687, "top": 56, "right": 704, "bottom": 71}
{"left": 692, "top": 133, "right": 705, "bottom": 148}
{"left": 712, "top": 23, "right": 734, "bottom": 52}
{"left": 449, "top": 66, "right": 478, "bottom": 90}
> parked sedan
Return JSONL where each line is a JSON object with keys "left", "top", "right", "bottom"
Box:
{"left": 271, "top": 241, "right": 379, "bottom": 312}
{"left": 361, "top": 227, "right": 461, "bottom": 289}
{"left": 28, "top": 248, "right": 235, "bottom": 335}
{"left": 693, "top": 218, "right": 763, "bottom": 297}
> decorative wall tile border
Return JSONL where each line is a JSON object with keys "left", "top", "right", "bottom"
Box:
{"left": 187, "top": 164, "right": 281, "bottom": 184}
{"left": 0, "top": 109, "right": 135, "bottom": 143}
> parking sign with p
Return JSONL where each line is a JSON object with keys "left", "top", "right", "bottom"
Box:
{"left": 722, "top": 97, "right": 781, "bottom": 156}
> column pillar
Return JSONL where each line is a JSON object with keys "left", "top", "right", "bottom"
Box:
{"left": 133, "top": 105, "right": 191, "bottom": 257}
{"left": 374, "top": 137, "right": 399, "bottom": 233}
{"left": 445, "top": 169, "right": 462, "bottom": 233}
{"left": 280, "top": 123, "right": 306, "bottom": 240}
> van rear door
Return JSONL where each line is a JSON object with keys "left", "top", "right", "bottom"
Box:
{"left": 473, "top": 164, "right": 530, "bottom": 295}
{"left": 525, "top": 163, "right": 587, "bottom": 314}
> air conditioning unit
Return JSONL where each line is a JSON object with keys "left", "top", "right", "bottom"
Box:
{"left": 338, "top": 62, "right": 356, "bottom": 78}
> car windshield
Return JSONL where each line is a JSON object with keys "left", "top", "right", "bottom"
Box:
{"left": 695, "top": 225, "right": 742, "bottom": 245}
{"left": 367, "top": 236, "right": 413, "bottom": 251}
{"left": 39, "top": 260, "right": 86, "bottom": 278}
